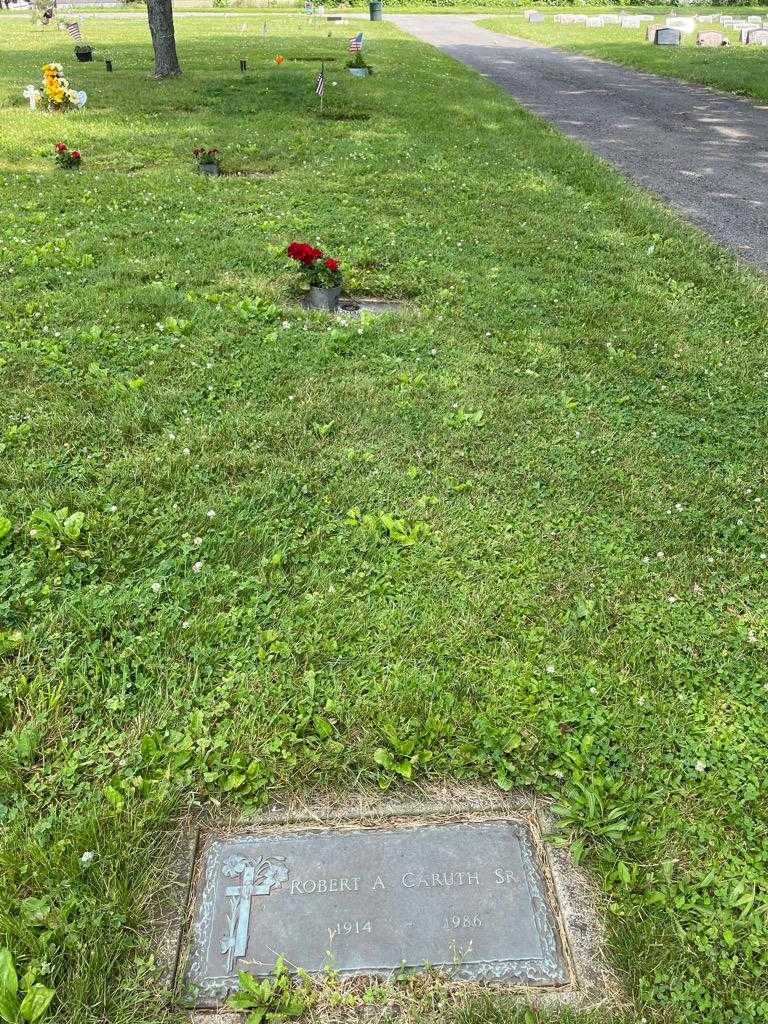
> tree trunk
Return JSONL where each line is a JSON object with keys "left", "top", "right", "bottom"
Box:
{"left": 146, "top": 0, "right": 181, "bottom": 79}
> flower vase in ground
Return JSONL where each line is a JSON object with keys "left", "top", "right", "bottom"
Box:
{"left": 309, "top": 283, "right": 342, "bottom": 310}
{"left": 287, "top": 242, "right": 343, "bottom": 311}
{"left": 347, "top": 51, "right": 373, "bottom": 77}
{"left": 193, "top": 147, "right": 221, "bottom": 176}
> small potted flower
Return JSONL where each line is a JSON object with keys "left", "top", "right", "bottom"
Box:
{"left": 54, "top": 142, "right": 81, "bottom": 169}
{"left": 287, "top": 241, "right": 343, "bottom": 310}
{"left": 74, "top": 43, "right": 94, "bottom": 63}
{"left": 346, "top": 51, "right": 373, "bottom": 77}
{"left": 193, "top": 147, "right": 221, "bottom": 176}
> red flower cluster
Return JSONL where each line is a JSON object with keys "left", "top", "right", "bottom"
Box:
{"left": 287, "top": 241, "right": 323, "bottom": 266}
{"left": 54, "top": 142, "right": 81, "bottom": 167}
{"left": 286, "top": 241, "right": 342, "bottom": 287}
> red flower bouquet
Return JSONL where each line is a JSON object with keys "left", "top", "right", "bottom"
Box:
{"left": 54, "top": 142, "right": 81, "bottom": 169}
{"left": 286, "top": 242, "right": 342, "bottom": 287}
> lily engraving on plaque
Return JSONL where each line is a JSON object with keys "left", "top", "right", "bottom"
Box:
{"left": 183, "top": 821, "right": 569, "bottom": 1006}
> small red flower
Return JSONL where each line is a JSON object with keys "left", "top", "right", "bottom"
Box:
{"left": 55, "top": 142, "right": 67, "bottom": 152}
{"left": 325, "top": 258, "right": 339, "bottom": 271}
{"left": 71, "top": 151, "right": 81, "bottom": 159}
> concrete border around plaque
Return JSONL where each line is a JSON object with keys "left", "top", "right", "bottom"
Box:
{"left": 154, "top": 786, "right": 616, "bottom": 1017}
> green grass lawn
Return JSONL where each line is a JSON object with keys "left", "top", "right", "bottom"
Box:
{"left": 479, "top": 10, "right": 768, "bottom": 103}
{"left": 2, "top": 12, "right": 768, "bottom": 1024}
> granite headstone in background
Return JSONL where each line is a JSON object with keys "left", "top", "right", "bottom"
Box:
{"left": 654, "top": 27, "right": 682, "bottom": 45}
{"left": 697, "top": 30, "right": 727, "bottom": 46}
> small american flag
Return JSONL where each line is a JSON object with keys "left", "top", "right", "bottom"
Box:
{"left": 348, "top": 31, "right": 364, "bottom": 52}
{"left": 65, "top": 21, "right": 82, "bottom": 41}
{"left": 314, "top": 67, "right": 325, "bottom": 97}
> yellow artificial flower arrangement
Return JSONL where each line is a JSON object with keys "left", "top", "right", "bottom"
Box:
{"left": 40, "top": 62, "right": 80, "bottom": 111}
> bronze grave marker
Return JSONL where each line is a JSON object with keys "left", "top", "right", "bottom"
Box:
{"left": 181, "top": 820, "right": 569, "bottom": 1007}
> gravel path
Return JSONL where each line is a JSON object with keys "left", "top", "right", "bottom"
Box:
{"left": 391, "top": 14, "right": 768, "bottom": 271}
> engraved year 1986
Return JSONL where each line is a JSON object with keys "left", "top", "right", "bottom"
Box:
{"left": 328, "top": 920, "right": 372, "bottom": 940}
{"left": 443, "top": 914, "right": 482, "bottom": 929}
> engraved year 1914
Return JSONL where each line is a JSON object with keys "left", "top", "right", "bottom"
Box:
{"left": 328, "top": 920, "right": 372, "bottom": 940}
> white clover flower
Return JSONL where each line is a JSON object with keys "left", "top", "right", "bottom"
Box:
{"left": 545, "top": 665, "right": 555, "bottom": 674}
{"left": 193, "top": 537, "right": 203, "bottom": 547}
{"left": 207, "top": 510, "right": 216, "bottom": 518}
{"left": 192, "top": 561, "right": 202, "bottom": 573}
{"left": 694, "top": 760, "right": 706, "bottom": 773}
{"left": 80, "top": 851, "right": 95, "bottom": 865}
{"left": 151, "top": 582, "right": 161, "bottom": 593}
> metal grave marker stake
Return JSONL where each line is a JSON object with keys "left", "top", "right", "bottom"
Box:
{"left": 182, "top": 820, "right": 570, "bottom": 1007}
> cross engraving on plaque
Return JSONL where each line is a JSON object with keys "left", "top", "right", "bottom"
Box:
{"left": 220, "top": 854, "right": 288, "bottom": 972}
